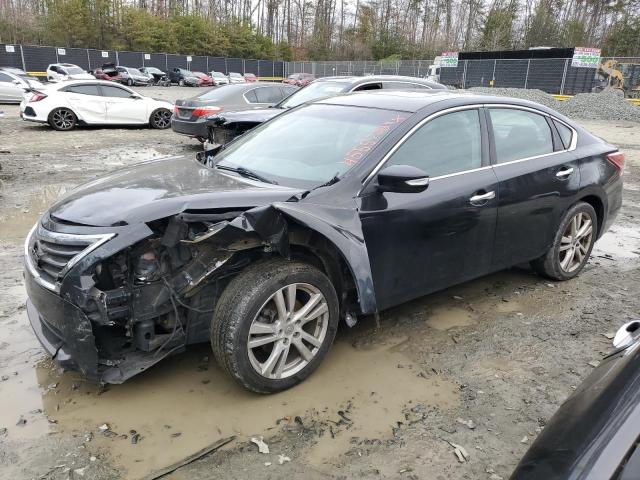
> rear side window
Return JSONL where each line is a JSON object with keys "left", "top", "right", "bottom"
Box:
{"left": 353, "top": 83, "right": 382, "bottom": 91}
{"left": 100, "top": 85, "right": 132, "bottom": 98}
{"left": 244, "top": 89, "right": 259, "bottom": 103}
{"left": 65, "top": 85, "right": 100, "bottom": 96}
{"left": 254, "top": 86, "right": 284, "bottom": 103}
{"left": 489, "top": 108, "right": 553, "bottom": 163}
{"left": 387, "top": 109, "right": 482, "bottom": 177}
{"left": 0, "top": 72, "right": 13, "bottom": 82}
{"left": 554, "top": 120, "right": 573, "bottom": 150}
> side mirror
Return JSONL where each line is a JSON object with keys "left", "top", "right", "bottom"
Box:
{"left": 613, "top": 320, "right": 640, "bottom": 349}
{"left": 12, "top": 79, "right": 22, "bottom": 85}
{"left": 377, "top": 165, "right": 430, "bottom": 193}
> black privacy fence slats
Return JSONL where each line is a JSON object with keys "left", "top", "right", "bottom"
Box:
{"left": 0, "top": 43, "right": 285, "bottom": 79}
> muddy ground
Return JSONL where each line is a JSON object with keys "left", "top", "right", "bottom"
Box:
{"left": 0, "top": 87, "right": 639, "bottom": 480}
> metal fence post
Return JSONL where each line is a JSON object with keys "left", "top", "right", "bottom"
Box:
{"left": 55, "top": 48, "right": 59, "bottom": 63}
{"left": 19, "top": 45, "right": 26, "bottom": 71}
{"left": 115, "top": 51, "right": 119, "bottom": 65}
{"left": 524, "top": 59, "right": 530, "bottom": 89}
{"left": 462, "top": 60, "right": 468, "bottom": 89}
{"left": 165, "top": 54, "right": 168, "bottom": 71}
{"left": 87, "top": 49, "right": 91, "bottom": 70}
{"left": 491, "top": 59, "right": 497, "bottom": 86}
{"left": 559, "top": 58, "right": 569, "bottom": 94}
{"left": 206, "top": 56, "right": 209, "bottom": 73}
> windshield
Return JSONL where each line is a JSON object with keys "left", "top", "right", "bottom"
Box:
{"left": 180, "top": 69, "right": 194, "bottom": 76}
{"left": 279, "top": 81, "right": 350, "bottom": 108}
{"left": 212, "top": 72, "right": 226, "bottom": 77}
{"left": 128, "top": 68, "right": 143, "bottom": 75}
{"left": 214, "top": 104, "right": 409, "bottom": 188}
{"left": 147, "top": 67, "right": 162, "bottom": 74}
{"left": 66, "top": 66, "right": 85, "bottom": 75}
{"left": 229, "top": 72, "right": 242, "bottom": 77}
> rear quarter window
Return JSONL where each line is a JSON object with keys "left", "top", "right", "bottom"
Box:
{"left": 554, "top": 120, "right": 574, "bottom": 150}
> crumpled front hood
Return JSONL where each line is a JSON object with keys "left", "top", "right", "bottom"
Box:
{"left": 49, "top": 155, "right": 301, "bottom": 227}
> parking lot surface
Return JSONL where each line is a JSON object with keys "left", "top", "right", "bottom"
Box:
{"left": 1, "top": 86, "right": 639, "bottom": 479}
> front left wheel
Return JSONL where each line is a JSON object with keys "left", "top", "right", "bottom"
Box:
{"left": 211, "top": 259, "right": 339, "bottom": 393}
{"left": 48, "top": 108, "right": 77, "bottom": 131}
{"left": 149, "top": 108, "right": 172, "bottom": 129}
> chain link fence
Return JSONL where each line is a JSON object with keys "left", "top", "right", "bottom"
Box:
{"left": 0, "top": 43, "right": 285, "bottom": 79}
{"left": 285, "top": 57, "right": 640, "bottom": 96}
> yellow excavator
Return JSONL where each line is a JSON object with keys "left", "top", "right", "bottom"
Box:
{"left": 594, "top": 59, "right": 640, "bottom": 98}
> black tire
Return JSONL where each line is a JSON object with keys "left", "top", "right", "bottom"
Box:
{"left": 178, "top": 79, "right": 185, "bottom": 87}
{"left": 47, "top": 107, "right": 77, "bottom": 131}
{"left": 531, "top": 201, "right": 597, "bottom": 281}
{"left": 211, "top": 259, "right": 339, "bottom": 393}
{"left": 127, "top": 78, "right": 133, "bottom": 86}
{"left": 149, "top": 108, "right": 172, "bottom": 129}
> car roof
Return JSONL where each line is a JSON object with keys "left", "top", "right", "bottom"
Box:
{"left": 316, "top": 89, "right": 571, "bottom": 119}
{"left": 314, "top": 75, "right": 440, "bottom": 86}
{"left": 48, "top": 79, "right": 131, "bottom": 89}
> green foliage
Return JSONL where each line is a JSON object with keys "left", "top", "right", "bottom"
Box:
{"left": 523, "top": 1, "right": 560, "bottom": 48}
{"left": 479, "top": 5, "right": 517, "bottom": 50}
{"left": 603, "top": 16, "right": 640, "bottom": 57}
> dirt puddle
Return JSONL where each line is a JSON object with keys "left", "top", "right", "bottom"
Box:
{"left": 593, "top": 225, "right": 640, "bottom": 269}
{"left": 0, "top": 185, "right": 69, "bottom": 243}
{"left": 3, "top": 331, "right": 458, "bottom": 479}
{"left": 425, "top": 305, "right": 477, "bottom": 330}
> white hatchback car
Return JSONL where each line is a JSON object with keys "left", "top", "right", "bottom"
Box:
{"left": 46, "top": 63, "right": 95, "bottom": 82}
{"left": 20, "top": 80, "right": 173, "bottom": 131}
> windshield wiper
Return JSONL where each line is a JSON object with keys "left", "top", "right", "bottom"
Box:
{"left": 216, "top": 165, "right": 278, "bottom": 185}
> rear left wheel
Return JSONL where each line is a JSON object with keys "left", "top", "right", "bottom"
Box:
{"left": 149, "top": 108, "right": 172, "bottom": 129}
{"left": 531, "top": 202, "right": 597, "bottom": 281}
{"left": 211, "top": 259, "right": 339, "bottom": 393}
{"left": 48, "top": 108, "right": 77, "bottom": 131}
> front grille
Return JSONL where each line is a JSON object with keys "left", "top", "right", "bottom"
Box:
{"left": 26, "top": 224, "right": 114, "bottom": 292}
{"left": 213, "top": 127, "right": 236, "bottom": 146}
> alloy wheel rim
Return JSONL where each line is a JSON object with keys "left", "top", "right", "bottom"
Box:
{"left": 559, "top": 212, "right": 593, "bottom": 273}
{"left": 247, "top": 282, "right": 329, "bottom": 380}
{"left": 153, "top": 110, "right": 171, "bottom": 128}
{"left": 53, "top": 110, "right": 73, "bottom": 129}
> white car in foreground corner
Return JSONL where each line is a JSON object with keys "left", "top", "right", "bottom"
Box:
{"left": 20, "top": 80, "right": 173, "bottom": 131}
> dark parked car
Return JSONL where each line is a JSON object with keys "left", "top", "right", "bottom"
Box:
{"left": 511, "top": 319, "right": 640, "bottom": 480}
{"left": 168, "top": 68, "right": 199, "bottom": 86}
{"left": 206, "top": 75, "right": 446, "bottom": 147}
{"left": 283, "top": 73, "right": 315, "bottom": 87}
{"left": 171, "top": 82, "right": 298, "bottom": 141}
{"left": 140, "top": 67, "right": 170, "bottom": 86}
{"left": 24, "top": 91, "right": 623, "bottom": 393}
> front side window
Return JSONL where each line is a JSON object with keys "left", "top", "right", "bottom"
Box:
{"left": 489, "top": 108, "right": 553, "bottom": 163}
{"left": 214, "top": 104, "right": 409, "bottom": 188}
{"left": 386, "top": 109, "right": 482, "bottom": 177}
{"left": 65, "top": 66, "right": 85, "bottom": 75}
{"left": 100, "top": 85, "right": 132, "bottom": 98}
{"left": 0, "top": 72, "right": 13, "bottom": 83}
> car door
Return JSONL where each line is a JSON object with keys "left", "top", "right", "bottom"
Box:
{"left": 100, "top": 84, "right": 147, "bottom": 124}
{"left": 63, "top": 84, "right": 106, "bottom": 123}
{"left": 358, "top": 106, "right": 499, "bottom": 310}
{"left": 487, "top": 106, "right": 581, "bottom": 270}
{"left": 0, "top": 72, "right": 24, "bottom": 102}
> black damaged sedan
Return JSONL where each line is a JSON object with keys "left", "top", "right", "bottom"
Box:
{"left": 24, "top": 91, "right": 623, "bottom": 393}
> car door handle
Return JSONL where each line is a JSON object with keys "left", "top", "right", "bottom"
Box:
{"left": 556, "top": 167, "right": 574, "bottom": 178}
{"left": 470, "top": 191, "right": 495, "bottom": 204}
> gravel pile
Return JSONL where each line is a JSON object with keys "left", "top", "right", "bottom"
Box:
{"left": 560, "top": 88, "right": 640, "bottom": 122}
{"left": 469, "top": 87, "right": 561, "bottom": 109}
{"left": 467, "top": 86, "right": 640, "bottom": 122}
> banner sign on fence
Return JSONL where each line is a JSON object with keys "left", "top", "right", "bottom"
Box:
{"left": 144, "top": 54, "right": 150, "bottom": 60}
{"left": 101, "top": 51, "right": 109, "bottom": 58}
{"left": 57, "top": 48, "right": 66, "bottom": 56}
{"left": 186, "top": 56, "right": 192, "bottom": 62}
{"left": 440, "top": 52, "right": 459, "bottom": 67}
{"left": 571, "top": 47, "right": 601, "bottom": 68}
{"left": 5, "top": 45, "right": 14, "bottom": 53}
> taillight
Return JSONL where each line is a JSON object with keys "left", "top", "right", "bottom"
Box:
{"left": 607, "top": 151, "right": 625, "bottom": 175}
{"left": 29, "top": 92, "right": 47, "bottom": 102}
{"left": 192, "top": 106, "right": 223, "bottom": 117}
{"left": 173, "top": 105, "right": 180, "bottom": 114}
